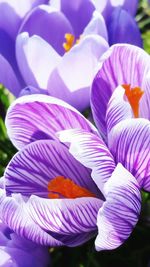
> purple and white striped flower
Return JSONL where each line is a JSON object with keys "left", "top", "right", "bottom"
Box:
{"left": 0, "top": 94, "right": 141, "bottom": 250}
{"left": 90, "top": 44, "right": 150, "bottom": 192}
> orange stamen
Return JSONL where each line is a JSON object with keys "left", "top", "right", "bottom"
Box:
{"left": 63, "top": 33, "right": 75, "bottom": 52}
{"left": 48, "top": 176, "right": 95, "bottom": 199}
{"left": 122, "top": 84, "right": 144, "bottom": 118}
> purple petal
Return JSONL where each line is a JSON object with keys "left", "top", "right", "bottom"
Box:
{"left": 91, "top": 44, "right": 150, "bottom": 138}
{"left": 3, "top": 245, "right": 49, "bottom": 267}
{"left": 0, "top": 30, "right": 20, "bottom": 77}
{"left": 95, "top": 163, "right": 141, "bottom": 250}
{"left": 92, "top": 0, "right": 138, "bottom": 22}
{"left": 83, "top": 11, "right": 108, "bottom": 41}
{"left": 59, "top": 0, "right": 95, "bottom": 37}
{"left": 48, "top": 35, "right": 108, "bottom": 111}
{"left": 0, "top": 55, "right": 21, "bottom": 96}
{"left": 140, "top": 71, "right": 150, "bottom": 120}
{"left": 16, "top": 32, "right": 61, "bottom": 89}
{"left": 19, "top": 86, "right": 48, "bottom": 97}
{"left": 106, "top": 86, "right": 132, "bottom": 133}
{"left": 121, "top": 0, "right": 138, "bottom": 16}
{"left": 5, "top": 139, "right": 100, "bottom": 198}
{"left": 48, "top": 231, "right": 96, "bottom": 247}
{"left": 108, "top": 7, "right": 142, "bottom": 47}
{"left": 0, "top": 189, "right": 63, "bottom": 246}
{"left": 59, "top": 128, "right": 115, "bottom": 194}
{"left": 0, "top": 249, "right": 16, "bottom": 266}
{"left": 19, "top": 5, "right": 73, "bottom": 55}
{"left": 27, "top": 194, "right": 102, "bottom": 237}
{"left": 5, "top": 94, "right": 97, "bottom": 150}
{"left": 108, "top": 118, "right": 150, "bottom": 191}
{"left": 0, "top": 0, "right": 48, "bottom": 39}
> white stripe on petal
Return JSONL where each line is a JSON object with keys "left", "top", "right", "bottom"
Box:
{"left": 6, "top": 94, "right": 97, "bottom": 150}
{"left": 108, "top": 118, "right": 150, "bottom": 191}
{"left": 27, "top": 195, "right": 103, "bottom": 235}
{"left": 0, "top": 190, "right": 62, "bottom": 246}
{"left": 59, "top": 128, "right": 115, "bottom": 194}
{"left": 106, "top": 86, "right": 132, "bottom": 133}
{"left": 95, "top": 163, "right": 141, "bottom": 250}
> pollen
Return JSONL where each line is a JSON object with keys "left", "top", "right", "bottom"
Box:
{"left": 48, "top": 176, "right": 95, "bottom": 199}
{"left": 63, "top": 33, "right": 75, "bottom": 52}
{"left": 122, "top": 84, "right": 144, "bottom": 118}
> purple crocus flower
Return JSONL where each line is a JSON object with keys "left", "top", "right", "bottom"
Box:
{"left": 89, "top": 44, "right": 150, "bottom": 194}
{"left": 16, "top": 30, "right": 108, "bottom": 111}
{"left": 0, "top": 0, "right": 48, "bottom": 96}
{"left": 0, "top": 219, "right": 50, "bottom": 267}
{"left": 0, "top": 94, "right": 141, "bottom": 250}
{"left": 16, "top": 2, "right": 109, "bottom": 111}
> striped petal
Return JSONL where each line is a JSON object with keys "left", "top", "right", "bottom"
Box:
{"left": 59, "top": 128, "right": 115, "bottom": 194}
{"left": 106, "top": 86, "right": 132, "bottom": 133}
{"left": 4, "top": 139, "right": 100, "bottom": 198}
{"left": 140, "top": 70, "right": 150, "bottom": 120}
{"left": 95, "top": 163, "right": 141, "bottom": 250}
{"left": 26, "top": 195, "right": 102, "bottom": 238}
{"left": 5, "top": 94, "right": 96, "bottom": 150}
{"left": 108, "top": 118, "right": 150, "bottom": 191}
{"left": 0, "top": 189, "right": 62, "bottom": 246}
{"left": 91, "top": 44, "right": 150, "bottom": 138}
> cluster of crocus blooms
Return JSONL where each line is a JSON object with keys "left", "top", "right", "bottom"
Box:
{"left": 0, "top": 0, "right": 150, "bottom": 266}
{"left": 2, "top": 42, "right": 150, "bottom": 252}
{"left": 0, "top": 0, "right": 142, "bottom": 111}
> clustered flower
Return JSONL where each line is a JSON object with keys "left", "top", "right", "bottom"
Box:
{"left": 0, "top": 0, "right": 149, "bottom": 266}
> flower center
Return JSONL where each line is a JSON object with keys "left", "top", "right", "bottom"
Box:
{"left": 63, "top": 33, "right": 75, "bottom": 52}
{"left": 63, "top": 33, "right": 81, "bottom": 52}
{"left": 48, "top": 176, "right": 95, "bottom": 199}
{"left": 122, "top": 84, "right": 144, "bottom": 118}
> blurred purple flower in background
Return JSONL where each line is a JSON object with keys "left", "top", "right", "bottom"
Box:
{"left": 0, "top": 0, "right": 49, "bottom": 95}
{"left": 0, "top": 219, "right": 49, "bottom": 267}
{"left": 0, "top": 93, "right": 141, "bottom": 251}
{"left": 91, "top": 0, "right": 142, "bottom": 46}
{"left": 0, "top": 0, "right": 142, "bottom": 111}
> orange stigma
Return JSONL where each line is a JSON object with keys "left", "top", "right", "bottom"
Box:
{"left": 63, "top": 33, "right": 75, "bottom": 52}
{"left": 63, "top": 33, "right": 82, "bottom": 52}
{"left": 48, "top": 176, "right": 95, "bottom": 199}
{"left": 122, "top": 84, "right": 144, "bottom": 118}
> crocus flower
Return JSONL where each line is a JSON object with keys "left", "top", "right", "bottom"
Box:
{"left": 16, "top": 30, "right": 108, "bottom": 111}
{"left": 0, "top": 0, "right": 48, "bottom": 95}
{"left": 0, "top": 94, "right": 141, "bottom": 251}
{"left": 91, "top": 44, "right": 150, "bottom": 139}
{"left": 16, "top": 2, "right": 109, "bottom": 111}
{"left": 0, "top": 219, "right": 50, "bottom": 267}
{"left": 90, "top": 44, "right": 150, "bottom": 193}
